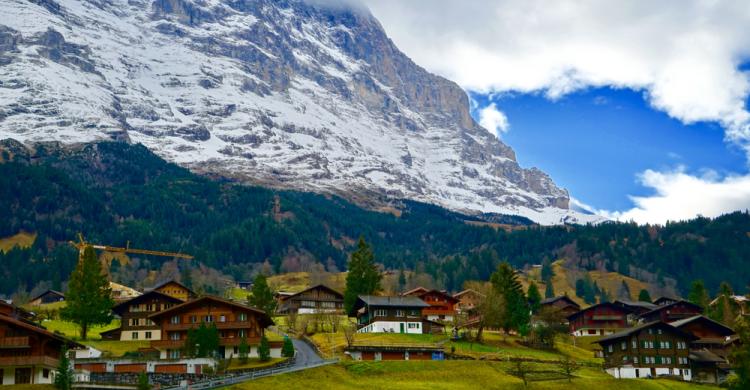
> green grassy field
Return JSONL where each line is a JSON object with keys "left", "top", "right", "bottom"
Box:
{"left": 231, "top": 361, "right": 719, "bottom": 390}
{"left": 41, "top": 319, "right": 121, "bottom": 339}
{"left": 228, "top": 357, "right": 287, "bottom": 371}
{"left": 41, "top": 319, "right": 151, "bottom": 357}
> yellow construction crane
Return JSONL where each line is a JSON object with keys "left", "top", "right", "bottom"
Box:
{"left": 69, "top": 233, "right": 194, "bottom": 261}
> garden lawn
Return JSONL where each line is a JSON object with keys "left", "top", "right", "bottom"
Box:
{"left": 230, "top": 361, "right": 720, "bottom": 390}
{"left": 41, "top": 319, "right": 120, "bottom": 339}
{"left": 228, "top": 357, "right": 287, "bottom": 371}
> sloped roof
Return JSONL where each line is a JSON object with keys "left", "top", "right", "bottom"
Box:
{"left": 31, "top": 289, "right": 65, "bottom": 301}
{"left": 281, "top": 284, "right": 343, "bottom": 301}
{"left": 111, "top": 290, "right": 184, "bottom": 315}
{"left": 148, "top": 295, "right": 274, "bottom": 328}
{"left": 415, "top": 289, "right": 460, "bottom": 304}
{"left": 541, "top": 295, "right": 580, "bottom": 308}
{"left": 567, "top": 301, "right": 633, "bottom": 320}
{"left": 401, "top": 287, "right": 429, "bottom": 296}
{"left": 453, "top": 289, "right": 485, "bottom": 299}
{"left": 669, "top": 315, "right": 735, "bottom": 336}
{"left": 0, "top": 314, "right": 84, "bottom": 348}
{"left": 640, "top": 300, "right": 703, "bottom": 318}
{"left": 690, "top": 349, "right": 726, "bottom": 363}
{"left": 148, "top": 279, "right": 194, "bottom": 294}
{"left": 614, "top": 300, "right": 658, "bottom": 310}
{"left": 358, "top": 295, "right": 429, "bottom": 307}
{"left": 594, "top": 321, "right": 697, "bottom": 345}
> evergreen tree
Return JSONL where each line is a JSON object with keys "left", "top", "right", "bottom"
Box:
{"left": 729, "top": 318, "right": 750, "bottom": 390}
{"left": 527, "top": 281, "right": 542, "bottom": 314}
{"left": 344, "top": 237, "right": 382, "bottom": 313}
{"left": 490, "top": 262, "right": 530, "bottom": 334}
{"left": 184, "top": 323, "right": 220, "bottom": 358}
{"left": 709, "top": 281, "right": 736, "bottom": 326}
{"left": 541, "top": 259, "right": 554, "bottom": 283}
{"left": 258, "top": 334, "right": 271, "bottom": 362}
{"left": 575, "top": 279, "right": 585, "bottom": 299}
{"left": 181, "top": 265, "right": 193, "bottom": 290}
{"left": 598, "top": 288, "right": 611, "bottom": 303}
{"left": 638, "top": 289, "right": 652, "bottom": 303}
{"left": 248, "top": 273, "right": 276, "bottom": 316}
{"left": 688, "top": 280, "right": 710, "bottom": 309}
{"left": 238, "top": 336, "right": 249, "bottom": 364}
{"left": 54, "top": 346, "right": 73, "bottom": 390}
{"left": 397, "top": 266, "right": 406, "bottom": 292}
{"left": 137, "top": 373, "right": 151, "bottom": 390}
{"left": 282, "top": 335, "right": 295, "bottom": 358}
{"left": 60, "top": 246, "right": 113, "bottom": 340}
{"left": 544, "top": 282, "right": 555, "bottom": 299}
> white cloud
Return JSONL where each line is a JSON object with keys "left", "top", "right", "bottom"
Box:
{"left": 478, "top": 103, "right": 509, "bottom": 136}
{"left": 598, "top": 168, "right": 750, "bottom": 224}
{"left": 362, "top": 0, "right": 750, "bottom": 154}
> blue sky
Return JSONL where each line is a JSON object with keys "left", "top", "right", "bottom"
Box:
{"left": 469, "top": 88, "right": 748, "bottom": 211}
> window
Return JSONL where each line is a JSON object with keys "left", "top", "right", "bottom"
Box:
{"left": 204, "top": 315, "right": 213, "bottom": 323}
{"left": 648, "top": 329, "right": 654, "bottom": 335}
{"left": 301, "top": 300, "right": 315, "bottom": 307}
{"left": 171, "top": 316, "right": 180, "bottom": 324}
{"left": 633, "top": 357, "right": 639, "bottom": 364}
{"left": 15, "top": 368, "right": 31, "bottom": 384}
{"left": 663, "top": 357, "right": 672, "bottom": 364}
{"left": 219, "top": 315, "right": 226, "bottom": 323}
{"left": 147, "top": 304, "right": 154, "bottom": 311}
{"left": 239, "top": 329, "right": 246, "bottom": 337}
{"left": 168, "top": 349, "right": 180, "bottom": 359}
{"left": 43, "top": 369, "right": 50, "bottom": 379}
{"left": 679, "top": 357, "right": 688, "bottom": 365}
{"left": 374, "top": 309, "right": 387, "bottom": 317}
{"left": 321, "top": 301, "right": 336, "bottom": 308}
{"left": 407, "top": 323, "right": 420, "bottom": 329}
{"left": 190, "top": 315, "right": 197, "bottom": 324}
{"left": 607, "top": 345, "right": 613, "bottom": 353}
{"left": 145, "top": 332, "right": 152, "bottom": 339}
{"left": 233, "top": 347, "right": 239, "bottom": 354}
{"left": 677, "top": 341, "right": 687, "bottom": 349}
{"left": 170, "top": 332, "right": 181, "bottom": 341}
{"left": 132, "top": 332, "right": 139, "bottom": 340}
{"left": 238, "top": 313, "right": 247, "bottom": 321}
{"left": 622, "top": 355, "right": 628, "bottom": 362}
{"left": 632, "top": 339, "right": 637, "bottom": 349}
{"left": 621, "top": 341, "right": 627, "bottom": 350}
{"left": 660, "top": 341, "right": 671, "bottom": 349}
{"left": 642, "top": 341, "right": 654, "bottom": 349}
{"left": 409, "top": 309, "right": 419, "bottom": 317}
{"left": 131, "top": 318, "right": 139, "bottom": 326}
{"left": 657, "top": 329, "right": 663, "bottom": 335}
{"left": 396, "top": 310, "right": 405, "bottom": 317}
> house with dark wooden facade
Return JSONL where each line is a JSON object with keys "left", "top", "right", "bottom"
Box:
{"left": 100, "top": 290, "right": 184, "bottom": 341}
{"left": 540, "top": 296, "right": 581, "bottom": 319}
{"left": 0, "top": 301, "right": 34, "bottom": 324}
{"left": 670, "top": 315, "right": 737, "bottom": 384}
{"left": 403, "top": 289, "right": 458, "bottom": 322}
{"left": 639, "top": 300, "right": 703, "bottom": 323}
{"left": 149, "top": 296, "right": 277, "bottom": 360}
{"left": 148, "top": 280, "right": 196, "bottom": 302}
{"left": 28, "top": 290, "right": 65, "bottom": 306}
{"left": 594, "top": 321, "right": 696, "bottom": 381}
{"left": 276, "top": 284, "right": 344, "bottom": 314}
{"left": 568, "top": 302, "right": 633, "bottom": 336}
{"left": 346, "top": 343, "right": 445, "bottom": 361}
{"left": 0, "top": 313, "right": 82, "bottom": 385}
{"left": 453, "top": 289, "right": 484, "bottom": 315}
{"left": 349, "top": 296, "right": 443, "bottom": 334}
{"left": 653, "top": 296, "right": 680, "bottom": 306}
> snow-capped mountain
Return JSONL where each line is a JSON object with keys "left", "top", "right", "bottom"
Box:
{"left": 0, "top": 0, "right": 600, "bottom": 224}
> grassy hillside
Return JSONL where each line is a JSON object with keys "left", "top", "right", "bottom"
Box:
{"left": 0, "top": 231, "right": 35, "bottom": 253}
{"left": 231, "top": 361, "right": 719, "bottom": 390}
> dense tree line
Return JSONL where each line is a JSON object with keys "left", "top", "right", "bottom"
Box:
{"left": 1, "top": 141, "right": 749, "bottom": 297}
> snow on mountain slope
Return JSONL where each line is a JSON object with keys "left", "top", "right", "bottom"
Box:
{"left": 0, "top": 0, "right": 602, "bottom": 224}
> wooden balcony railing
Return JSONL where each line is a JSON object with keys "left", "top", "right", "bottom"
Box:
{"left": 162, "top": 321, "right": 258, "bottom": 331}
{"left": 0, "top": 355, "right": 58, "bottom": 366}
{"left": 151, "top": 337, "right": 263, "bottom": 349}
{"left": 0, "top": 336, "right": 30, "bottom": 348}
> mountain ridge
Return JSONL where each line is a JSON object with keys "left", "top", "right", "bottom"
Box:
{"left": 0, "top": 0, "right": 601, "bottom": 225}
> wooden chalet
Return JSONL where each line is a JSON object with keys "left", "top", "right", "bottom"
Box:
{"left": 0, "top": 313, "right": 82, "bottom": 385}
{"left": 0, "top": 301, "right": 34, "bottom": 323}
{"left": 405, "top": 289, "right": 458, "bottom": 322}
{"left": 670, "top": 315, "right": 737, "bottom": 384}
{"left": 276, "top": 284, "right": 344, "bottom": 315}
{"left": 540, "top": 296, "right": 581, "bottom": 318}
{"left": 613, "top": 300, "right": 658, "bottom": 315}
{"left": 110, "top": 281, "right": 141, "bottom": 302}
{"left": 149, "top": 296, "right": 276, "bottom": 360}
{"left": 148, "top": 279, "right": 196, "bottom": 302}
{"left": 401, "top": 287, "right": 429, "bottom": 297}
{"left": 346, "top": 343, "right": 445, "bottom": 361}
{"left": 595, "top": 321, "right": 696, "bottom": 381}
{"left": 100, "top": 290, "right": 184, "bottom": 341}
{"left": 28, "top": 290, "right": 65, "bottom": 306}
{"left": 453, "top": 289, "right": 484, "bottom": 315}
{"left": 349, "top": 296, "right": 443, "bottom": 334}
{"left": 567, "top": 302, "right": 633, "bottom": 336}
{"left": 639, "top": 300, "right": 703, "bottom": 323}
{"left": 653, "top": 296, "right": 680, "bottom": 306}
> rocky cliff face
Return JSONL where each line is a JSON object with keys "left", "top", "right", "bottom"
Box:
{"left": 0, "top": 0, "right": 599, "bottom": 224}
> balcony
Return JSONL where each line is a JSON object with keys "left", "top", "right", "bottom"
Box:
{"left": 162, "top": 321, "right": 257, "bottom": 331}
{"left": 0, "top": 336, "right": 30, "bottom": 349}
{"left": 0, "top": 355, "right": 58, "bottom": 367}
{"left": 151, "top": 337, "right": 263, "bottom": 349}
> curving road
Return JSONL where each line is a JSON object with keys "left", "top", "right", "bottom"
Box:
{"left": 290, "top": 337, "right": 325, "bottom": 367}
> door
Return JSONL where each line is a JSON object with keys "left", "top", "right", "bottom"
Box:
{"left": 400, "top": 323, "right": 405, "bottom": 333}
{"left": 15, "top": 368, "right": 31, "bottom": 384}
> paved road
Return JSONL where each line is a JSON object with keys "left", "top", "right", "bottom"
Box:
{"left": 291, "top": 337, "right": 324, "bottom": 367}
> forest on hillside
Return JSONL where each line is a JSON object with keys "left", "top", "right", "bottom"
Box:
{"left": 1, "top": 140, "right": 749, "bottom": 299}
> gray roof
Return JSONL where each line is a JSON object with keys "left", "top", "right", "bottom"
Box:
{"left": 690, "top": 349, "right": 726, "bottom": 363}
{"left": 670, "top": 315, "right": 736, "bottom": 335}
{"left": 615, "top": 300, "right": 658, "bottom": 309}
{"left": 358, "top": 295, "right": 429, "bottom": 308}
{"left": 594, "top": 321, "right": 697, "bottom": 345}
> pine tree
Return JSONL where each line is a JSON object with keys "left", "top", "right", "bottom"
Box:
{"left": 344, "top": 237, "right": 382, "bottom": 313}
{"left": 688, "top": 280, "right": 710, "bottom": 309}
{"left": 248, "top": 273, "right": 276, "bottom": 316}
{"left": 54, "top": 346, "right": 73, "bottom": 390}
{"left": 238, "top": 336, "right": 249, "bottom": 364}
{"left": 638, "top": 289, "right": 652, "bottom": 303}
{"left": 137, "top": 372, "right": 151, "bottom": 390}
{"left": 709, "top": 282, "right": 736, "bottom": 326}
{"left": 545, "top": 282, "right": 555, "bottom": 299}
{"left": 729, "top": 318, "right": 750, "bottom": 390}
{"left": 61, "top": 246, "right": 113, "bottom": 340}
{"left": 398, "top": 266, "right": 406, "bottom": 292}
{"left": 527, "top": 281, "right": 542, "bottom": 314}
{"left": 258, "top": 334, "right": 271, "bottom": 362}
{"left": 490, "top": 262, "right": 530, "bottom": 334}
{"left": 281, "top": 335, "right": 295, "bottom": 358}
{"left": 541, "top": 259, "right": 554, "bottom": 283}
